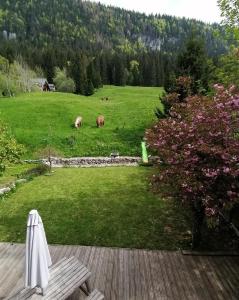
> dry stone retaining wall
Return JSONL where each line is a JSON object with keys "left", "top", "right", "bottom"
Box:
{"left": 0, "top": 179, "right": 27, "bottom": 196}
{"left": 43, "top": 156, "right": 142, "bottom": 168}
{"left": 25, "top": 156, "right": 161, "bottom": 168}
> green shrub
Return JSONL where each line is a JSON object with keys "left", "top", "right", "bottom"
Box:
{"left": 54, "top": 67, "right": 75, "bottom": 93}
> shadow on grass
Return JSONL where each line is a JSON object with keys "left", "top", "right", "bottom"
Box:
{"left": 0, "top": 183, "right": 191, "bottom": 250}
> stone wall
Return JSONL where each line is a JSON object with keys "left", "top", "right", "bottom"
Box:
{"left": 0, "top": 179, "right": 27, "bottom": 196}
{"left": 42, "top": 156, "right": 142, "bottom": 168}
{"left": 25, "top": 156, "right": 161, "bottom": 168}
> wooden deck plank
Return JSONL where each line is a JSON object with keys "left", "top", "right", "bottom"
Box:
{"left": 176, "top": 252, "right": 198, "bottom": 300}
{"left": 128, "top": 248, "right": 136, "bottom": 300}
{"left": 136, "top": 249, "right": 150, "bottom": 300}
{"left": 91, "top": 246, "right": 106, "bottom": 295}
{"left": 110, "top": 249, "right": 119, "bottom": 300}
{"left": 0, "top": 243, "right": 239, "bottom": 300}
{"left": 130, "top": 248, "right": 142, "bottom": 300}
{"left": 185, "top": 254, "right": 212, "bottom": 300}
{"left": 163, "top": 251, "right": 182, "bottom": 300}
{"left": 204, "top": 255, "right": 231, "bottom": 300}
{"left": 0, "top": 244, "right": 24, "bottom": 298}
{"left": 192, "top": 255, "right": 219, "bottom": 300}
{"left": 205, "top": 256, "right": 239, "bottom": 300}
{"left": 169, "top": 251, "right": 192, "bottom": 300}
{"left": 143, "top": 250, "right": 162, "bottom": 299}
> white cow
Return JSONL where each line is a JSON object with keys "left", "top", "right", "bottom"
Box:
{"left": 74, "top": 116, "right": 83, "bottom": 128}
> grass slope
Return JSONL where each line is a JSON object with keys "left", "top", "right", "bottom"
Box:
{"left": 0, "top": 167, "right": 190, "bottom": 250}
{"left": 0, "top": 163, "right": 34, "bottom": 188}
{"left": 0, "top": 86, "right": 162, "bottom": 157}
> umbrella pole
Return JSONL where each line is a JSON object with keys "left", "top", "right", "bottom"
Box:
{"left": 42, "top": 287, "right": 46, "bottom": 296}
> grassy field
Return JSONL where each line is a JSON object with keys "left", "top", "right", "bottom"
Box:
{"left": 0, "top": 167, "right": 190, "bottom": 250}
{"left": 0, "top": 86, "right": 162, "bottom": 158}
{"left": 0, "top": 163, "right": 35, "bottom": 188}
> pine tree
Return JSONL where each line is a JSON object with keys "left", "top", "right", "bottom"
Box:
{"left": 85, "top": 79, "right": 94, "bottom": 96}
{"left": 113, "top": 54, "right": 127, "bottom": 86}
{"left": 177, "top": 36, "right": 211, "bottom": 93}
{"left": 70, "top": 53, "right": 88, "bottom": 95}
{"left": 87, "top": 59, "right": 102, "bottom": 89}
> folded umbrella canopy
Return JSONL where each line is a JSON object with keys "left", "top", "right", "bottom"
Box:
{"left": 25, "top": 210, "right": 52, "bottom": 294}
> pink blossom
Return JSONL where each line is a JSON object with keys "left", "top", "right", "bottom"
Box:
{"left": 146, "top": 85, "right": 239, "bottom": 220}
{"left": 223, "top": 167, "right": 230, "bottom": 173}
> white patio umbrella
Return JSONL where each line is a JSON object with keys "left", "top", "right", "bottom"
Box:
{"left": 25, "top": 210, "right": 52, "bottom": 295}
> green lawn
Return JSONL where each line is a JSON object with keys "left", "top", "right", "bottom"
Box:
{"left": 0, "top": 86, "right": 162, "bottom": 158}
{"left": 0, "top": 163, "right": 35, "bottom": 188}
{"left": 0, "top": 167, "right": 190, "bottom": 250}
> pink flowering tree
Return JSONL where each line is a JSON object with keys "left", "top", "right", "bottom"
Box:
{"left": 146, "top": 84, "right": 239, "bottom": 248}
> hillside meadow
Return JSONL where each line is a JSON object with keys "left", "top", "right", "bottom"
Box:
{"left": 0, "top": 86, "right": 162, "bottom": 158}
{"left": 0, "top": 85, "right": 192, "bottom": 250}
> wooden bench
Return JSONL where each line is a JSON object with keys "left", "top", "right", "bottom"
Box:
{"left": 7, "top": 257, "right": 92, "bottom": 299}
{"left": 86, "top": 289, "right": 104, "bottom": 300}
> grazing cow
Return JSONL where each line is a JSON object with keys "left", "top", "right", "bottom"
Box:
{"left": 96, "top": 115, "right": 105, "bottom": 128}
{"left": 43, "top": 81, "right": 50, "bottom": 92}
{"left": 75, "top": 116, "right": 83, "bottom": 128}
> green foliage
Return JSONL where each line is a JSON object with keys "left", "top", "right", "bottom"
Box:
{"left": 129, "top": 60, "right": 140, "bottom": 86}
{"left": 218, "top": 0, "right": 239, "bottom": 41}
{"left": 54, "top": 67, "right": 75, "bottom": 93}
{"left": 85, "top": 79, "right": 94, "bottom": 96}
{"left": 0, "top": 0, "right": 230, "bottom": 57}
{"left": 218, "top": 0, "right": 239, "bottom": 28}
{"left": 11, "top": 58, "right": 38, "bottom": 93}
{"left": 0, "top": 55, "right": 9, "bottom": 73}
{"left": 154, "top": 107, "right": 165, "bottom": 119}
{"left": 69, "top": 53, "right": 88, "bottom": 95}
{"left": 0, "top": 55, "right": 14, "bottom": 96}
{"left": 0, "top": 0, "right": 233, "bottom": 92}
{"left": 0, "top": 55, "right": 37, "bottom": 96}
{"left": 213, "top": 47, "right": 239, "bottom": 86}
{"left": 0, "top": 122, "right": 24, "bottom": 174}
{"left": 0, "top": 163, "right": 35, "bottom": 188}
{"left": 18, "top": 164, "right": 50, "bottom": 180}
{"left": 177, "top": 36, "right": 212, "bottom": 93}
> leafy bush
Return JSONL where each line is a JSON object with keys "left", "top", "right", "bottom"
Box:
{"left": 54, "top": 67, "right": 75, "bottom": 93}
{"left": 213, "top": 47, "right": 239, "bottom": 88}
{"left": 0, "top": 122, "right": 25, "bottom": 174}
{"left": 146, "top": 84, "right": 239, "bottom": 247}
{"left": 0, "top": 55, "right": 38, "bottom": 96}
{"left": 156, "top": 76, "right": 192, "bottom": 118}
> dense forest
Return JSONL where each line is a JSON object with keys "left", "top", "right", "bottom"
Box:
{"left": 0, "top": 0, "right": 234, "bottom": 94}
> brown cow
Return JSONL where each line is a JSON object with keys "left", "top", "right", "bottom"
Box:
{"left": 96, "top": 115, "right": 105, "bottom": 128}
{"left": 75, "top": 116, "right": 83, "bottom": 128}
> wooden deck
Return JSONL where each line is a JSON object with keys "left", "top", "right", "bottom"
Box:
{"left": 0, "top": 243, "right": 239, "bottom": 300}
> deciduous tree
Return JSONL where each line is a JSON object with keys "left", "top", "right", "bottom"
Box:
{"left": 146, "top": 85, "right": 239, "bottom": 247}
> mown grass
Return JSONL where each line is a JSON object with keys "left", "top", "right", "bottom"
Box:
{"left": 0, "top": 163, "right": 35, "bottom": 188}
{"left": 0, "top": 86, "right": 162, "bottom": 158}
{"left": 0, "top": 167, "right": 190, "bottom": 250}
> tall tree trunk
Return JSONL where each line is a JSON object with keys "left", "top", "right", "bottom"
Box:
{"left": 192, "top": 201, "right": 205, "bottom": 249}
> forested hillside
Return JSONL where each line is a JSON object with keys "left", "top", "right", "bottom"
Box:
{"left": 0, "top": 0, "right": 229, "bottom": 54}
{"left": 0, "top": 0, "right": 233, "bottom": 93}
